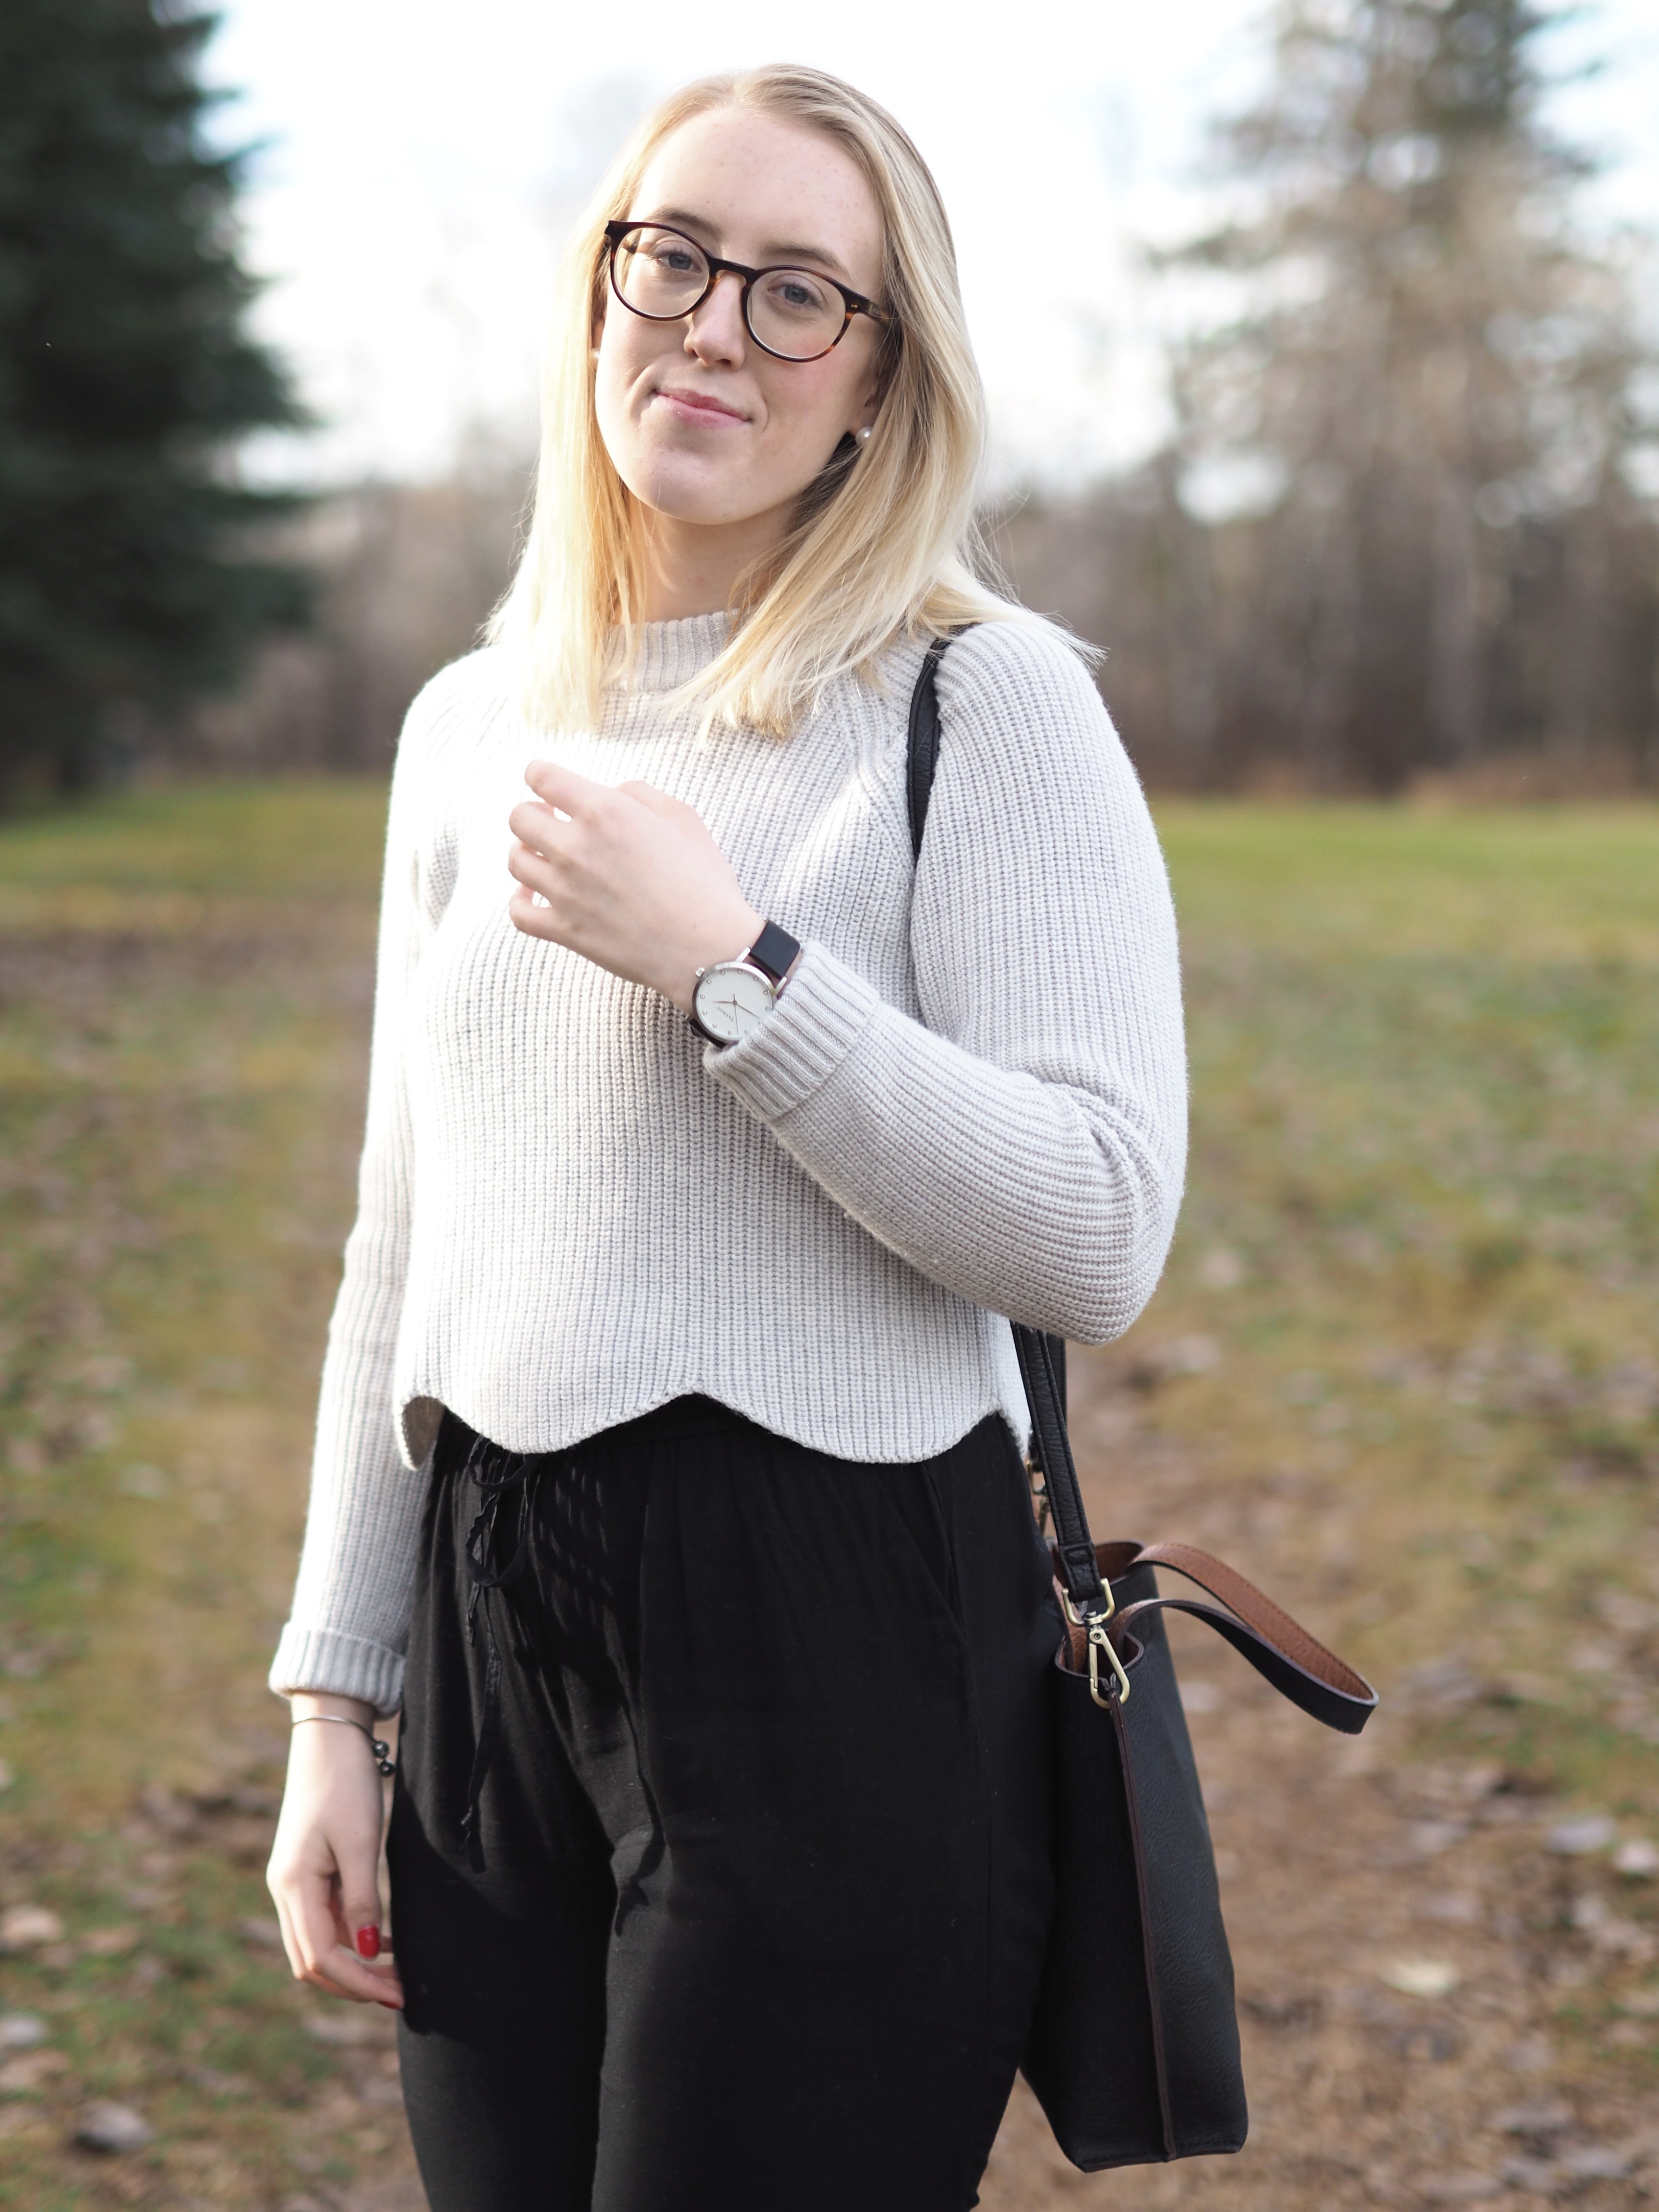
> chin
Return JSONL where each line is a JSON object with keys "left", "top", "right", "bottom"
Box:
{"left": 630, "top": 467, "right": 762, "bottom": 529}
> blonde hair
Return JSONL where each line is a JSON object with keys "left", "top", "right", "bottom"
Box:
{"left": 490, "top": 63, "right": 1032, "bottom": 735}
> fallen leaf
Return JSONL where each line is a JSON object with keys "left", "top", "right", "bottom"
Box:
{"left": 73, "top": 2100, "right": 153, "bottom": 2154}
{"left": 0, "top": 1905, "right": 64, "bottom": 1950}
{"left": 0, "top": 2049, "right": 68, "bottom": 2094}
{"left": 1382, "top": 1959, "right": 1461, "bottom": 1998}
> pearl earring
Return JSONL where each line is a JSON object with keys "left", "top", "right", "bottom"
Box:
{"left": 856, "top": 426, "right": 873, "bottom": 444}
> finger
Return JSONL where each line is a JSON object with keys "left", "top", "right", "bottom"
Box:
{"left": 524, "top": 759, "right": 604, "bottom": 816}
{"left": 290, "top": 1879, "right": 405, "bottom": 2006}
{"left": 337, "top": 1860, "right": 387, "bottom": 1967}
{"left": 615, "top": 780, "right": 703, "bottom": 827}
{"left": 507, "top": 797, "right": 577, "bottom": 854}
{"left": 270, "top": 1862, "right": 403, "bottom": 2005}
{"left": 305, "top": 1952, "right": 406, "bottom": 2007}
{"left": 506, "top": 840, "right": 560, "bottom": 896}
{"left": 269, "top": 1883, "right": 306, "bottom": 1984}
{"left": 508, "top": 888, "right": 564, "bottom": 941}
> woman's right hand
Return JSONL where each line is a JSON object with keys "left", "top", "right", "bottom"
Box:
{"left": 267, "top": 1695, "right": 405, "bottom": 2008}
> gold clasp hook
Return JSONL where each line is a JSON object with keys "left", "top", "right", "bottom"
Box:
{"left": 1062, "top": 1583, "right": 1130, "bottom": 1708}
{"left": 1086, "top": 1620, "right": 1132, "bottom": 1709}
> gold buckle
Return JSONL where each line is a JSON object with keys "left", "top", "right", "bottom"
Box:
{"left": 1062, "top": 1577, "right": 1116, "bottom": 1628}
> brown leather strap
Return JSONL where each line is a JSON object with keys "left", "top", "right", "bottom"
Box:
{"left": 1052, "top": 1539, "right": 1377, "bottom": 1734}
{"left": 1128, "top": 1541, "right": 1376, "bottom": 1706}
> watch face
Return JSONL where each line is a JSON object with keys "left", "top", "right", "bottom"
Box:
{"left": 693, "top": 962, "right": 775, "bottom": 1045}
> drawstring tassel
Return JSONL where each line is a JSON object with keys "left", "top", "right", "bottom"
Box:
{"left": 456, "top": 1437, "right": 543, "bottom": 1871}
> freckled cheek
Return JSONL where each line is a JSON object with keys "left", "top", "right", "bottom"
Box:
{"left": 758, "top": 361, "right": 859, "bottom": 459}
{"left": 594, "top": 317, "right": 668, "bottom": 429}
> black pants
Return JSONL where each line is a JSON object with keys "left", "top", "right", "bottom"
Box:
{"left": 387, "top": 1395, "right": 1058, "bottom": 2212}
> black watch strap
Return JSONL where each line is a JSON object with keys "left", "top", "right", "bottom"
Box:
{"left": 745, "top": 920, "right": 800, "bottom": 985}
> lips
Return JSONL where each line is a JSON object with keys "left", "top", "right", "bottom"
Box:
{"left": 655, "top": 386, "right": 747, "bottom": 424}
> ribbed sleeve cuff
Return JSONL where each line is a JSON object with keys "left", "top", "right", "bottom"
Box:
{"left": 704, "top": 942, "right": 878, "bottom": 1121}
{"left": 268, "top": 1623, "right": 406, "bottom": 1718}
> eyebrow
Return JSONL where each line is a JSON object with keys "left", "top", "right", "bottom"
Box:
{"left": 639, "top": 206, "right": 857, "bottom": 285}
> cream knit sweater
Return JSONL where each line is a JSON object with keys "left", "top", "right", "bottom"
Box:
{"left": 270, "top": 613, "right": 1187, "bottom": 1714}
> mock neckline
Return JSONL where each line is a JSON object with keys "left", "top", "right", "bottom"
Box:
{"left": 614, "top": 610, "right": 732, "bottom": 693}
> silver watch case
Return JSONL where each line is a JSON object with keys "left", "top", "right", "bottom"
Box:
{"left": 689, "top": 958, "right": 778, "bottom": 1047}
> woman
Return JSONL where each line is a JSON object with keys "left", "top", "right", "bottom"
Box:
{"left": 267, "top": 62, "right": 1186, "bottom": 2212}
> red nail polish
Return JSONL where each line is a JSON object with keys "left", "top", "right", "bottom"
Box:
{"left": 355, "top": 1926, "right": 381, "bottom": 1960}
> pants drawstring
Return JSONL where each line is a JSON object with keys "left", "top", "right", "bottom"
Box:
{"left": 457, "top": 1433, "right": 544, "bottom": 1871}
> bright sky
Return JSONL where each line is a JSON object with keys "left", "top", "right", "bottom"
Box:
{"left": 207, "top": 0, "right": 1659, "bottom": 493}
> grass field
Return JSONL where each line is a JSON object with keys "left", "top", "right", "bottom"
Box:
{"left": 1, "top": 784, "right": 1657, "bottom": 2209}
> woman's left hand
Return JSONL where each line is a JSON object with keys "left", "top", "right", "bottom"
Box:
{"left": 508, "top": 761, "right": 763, "bottom": 1013}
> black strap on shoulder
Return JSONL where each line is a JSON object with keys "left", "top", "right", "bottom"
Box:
{"left": 906, "top": 634, "right": 953, "bottom": 860}
{"left": 905, "top": 631, "right": 1104, "bottom": 1616}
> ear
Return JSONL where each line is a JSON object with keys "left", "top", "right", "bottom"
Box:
{"left": 848, "top": 373, "right": 883, "bottom": 444}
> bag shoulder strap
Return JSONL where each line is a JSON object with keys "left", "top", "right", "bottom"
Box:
{"left": 1116, "top": 1594, "right": 1377, "bottom": 1733}
{"left": 905, "top": 631, "right": 1107, "bottom": 1617}
{"left": 905, "top": 639, "right": 1378, "bottom": 1731}
{"left": 1058, "top": 1540, "right": 1376, "bottom": 1733}
{"left": 906, "top": 634, "right": 954, "bottom": 861}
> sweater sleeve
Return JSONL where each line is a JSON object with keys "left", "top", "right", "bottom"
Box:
{"left": 267, "top": 673, "right": 461, "bottom": 1714}
{"left": 706, "top": 622, "right": 1187, "bottom": 1344}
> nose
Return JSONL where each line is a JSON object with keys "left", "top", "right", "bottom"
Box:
{"left": 683, "top": 268, "right": 747, "bottom": 367}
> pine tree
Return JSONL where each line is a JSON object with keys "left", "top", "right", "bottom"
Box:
{"left": 1162, "top": 0, "right": 1656, "bottom": 785}
{"left": 0, "top": 0, "right": 309, "bottom": 794}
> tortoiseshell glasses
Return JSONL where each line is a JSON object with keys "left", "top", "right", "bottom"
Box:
{"left": 604, "top": 220, "right": 893, "bottom": 363}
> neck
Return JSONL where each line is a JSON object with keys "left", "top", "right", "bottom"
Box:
{"left": 632, "top": 500, "right": 793, "bottom": 623}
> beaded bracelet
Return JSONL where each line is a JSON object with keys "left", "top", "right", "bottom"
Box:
{"left": 292, "top": 1711, "right": 397, "bottom": 1777}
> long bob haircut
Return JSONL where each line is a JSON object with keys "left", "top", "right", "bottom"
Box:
{"left": 491, "top": 64, "right": 1034, "bottom": 736}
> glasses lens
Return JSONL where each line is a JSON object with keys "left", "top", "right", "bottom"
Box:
{"left": 747, "top": 268, "right": 844, "bottom": 360}
{"left": 612, "top": 226, "right": 709, "bottom": 319}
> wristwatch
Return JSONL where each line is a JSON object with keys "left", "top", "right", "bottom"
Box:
{"left": 688, "top": 920, "right": 802, "bottom": 1047}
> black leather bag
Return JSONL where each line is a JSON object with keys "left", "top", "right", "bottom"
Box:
{"left": 906, "top": 637, "right": 1378, "bottom": 2170}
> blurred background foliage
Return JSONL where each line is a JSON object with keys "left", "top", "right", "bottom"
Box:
{"left": 0, "top": 0, "right": 308, "bottom": 802}
{"left": 2, "top": 0, "right": 1657, "bottom": 797}
{"left": 1005, "top": 0, "right": 1659, "bottom": 794}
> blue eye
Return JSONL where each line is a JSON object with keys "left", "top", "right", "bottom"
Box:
{"left": 762, "top": 271, "right": 830, "bottom": 319}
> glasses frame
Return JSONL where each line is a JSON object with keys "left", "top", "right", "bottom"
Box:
{"left": 603, "top": 220, "right": 894, "bottom": 363}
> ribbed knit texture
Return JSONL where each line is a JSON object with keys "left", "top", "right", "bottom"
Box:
{"left": 270, "top": 613, "right": 1187, "bottom": 1714}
